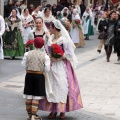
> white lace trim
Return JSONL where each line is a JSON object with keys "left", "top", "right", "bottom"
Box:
{"left": 23, "top": 94, "right": 45, "bottom": 100}
{"left": 47, "top": 60, "right": 68, "bottom": 103}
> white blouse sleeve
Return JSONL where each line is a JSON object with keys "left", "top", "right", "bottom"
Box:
{"left": 63, "top": 39, "right": 78, "bottom": 68}
{"left": 44, "top": 54, "right": 50, "bottom": 72}
{"left": 74, "top": 14, "right": 80, "bottom": 20}
{"left": 0, "top": 16, "right": 5, "bottom": 36}
{"left": 28, "top": 31, "right": 34, "bottom": 40}
{"left": 21, "top": 52, "right": 28, "bottom": 69}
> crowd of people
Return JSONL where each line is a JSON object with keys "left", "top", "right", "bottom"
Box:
{"left": 96, "top": 3, "right": 120, "bottom": 62}
{"left": 0, "top": 0, "right": 120, "bottom": 120}
{"left": 1, "top": 0, "right": 87, "bottom": 60}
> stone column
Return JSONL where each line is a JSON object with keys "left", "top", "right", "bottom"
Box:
{"left": 0, "top": 0, "right": 4, "bottom": 16}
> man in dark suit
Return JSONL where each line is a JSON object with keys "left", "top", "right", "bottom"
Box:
{"left": 80, "top": 1, "right": 86, "bottom": 17}
{"left": 4, "top": 0, "right": 13, "bottom": 18}
{"left": 56, "top": 2, "right": 63, "bottom": 12}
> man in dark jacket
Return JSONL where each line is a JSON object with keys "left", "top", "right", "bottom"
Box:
{"left": 56, "top": 2, "right": 63, "bottom": 12}
{"left": 80, "top": 1, "right": 86, "bottom": 17}
{"left": 4, "top": 0, "right": 13, "bottom": 18}
{"left": 115, "top": 17, "right": 120, "bottom": 61}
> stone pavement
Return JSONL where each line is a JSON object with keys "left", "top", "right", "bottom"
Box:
{"left": 0, "top": 40, "right": 120, "bottom": 120}
{"left": 76, "top": 47, "right": 120, "bottom": 120}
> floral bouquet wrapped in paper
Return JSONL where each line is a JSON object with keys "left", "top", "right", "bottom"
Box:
{"left": 25, "top": 40, "right": 34, "bottom": 51}
{"left": 73, "top": 19, "right": 82, "bottom": 29}
{"left": 75, "top": 19, "right": 80, "bottom": 24}
{"left": 51, "top": 44, "right": 64, "bottom": 59}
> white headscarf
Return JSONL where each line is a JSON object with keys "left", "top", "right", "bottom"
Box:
{"left": 41, "top": 7, "right": 55, "bottom": 22}
{"left": 21, "top": 8, "right": 33, "bottom": 23}
{"left": 31, "top": 10, "right": 42, "bottom": 18}
{"left": 21, "top": 8, "right": 29, "bottom": 16}
{"left": 9, "top": 8, "right": 21, "bottom": 19}
{"left": 61, "top": 7, "right": 70, "bottom": 16}
{"left": 73, "top": 9, "right": 79, "bottom": 15}
{"left": 52, "top": 19, "right": 78, "bottom": 68}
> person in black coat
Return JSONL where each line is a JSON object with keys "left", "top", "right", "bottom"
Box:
{"left": 113, "top": 11, "right": 120, "bottom": 53}
{"left": 104, "top": 11, "right": 117, "bottom": 62}
{"left": 4, "top": 0, "right": 13, "bottom": 18}
{"left": 80, "top": 1, "right": 86, "bottom": 17}
{"left": 52, "top": 4, "right": 57, "bottom": 17}
{"left": 56, "top": 2, "right": 63, "bottom": 12}
{"left": 97, "top": 12, "right": 108, "bottom": 53}
{"left": 115, "top": 14, "right": 120, "bottom": 61}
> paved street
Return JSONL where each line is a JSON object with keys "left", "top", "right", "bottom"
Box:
{"left": 0, "top": 33, "right": 120, "bottom": 120}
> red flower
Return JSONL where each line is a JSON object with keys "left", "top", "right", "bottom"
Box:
{"left": 75, "top": 19, "right": 80, "bottom": 24}
{"left": 26, "top": 40, "right": 34, "bottom": 47}
{"left": 51, "top": 44, "right": 64, "bottom": 58}
{"left": 32, "top": 15, "right": 35, "bottom": 19}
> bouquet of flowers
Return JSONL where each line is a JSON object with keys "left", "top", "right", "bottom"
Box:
{"left": 73, "top": 19, "right": 82, "bottom": 29}
{"left": 25, "top": 40, "right": 34, "bottom": 51}
{"left": 51, "top": 44, "right": 64, "bottom": 59}
{"left": 75, "top": 19, "right": 81, "bottom": 24}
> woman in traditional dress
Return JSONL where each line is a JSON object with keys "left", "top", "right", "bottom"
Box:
{"left": 21, "top": 8, "right": 34, "bottom": 44}
{"left": 40, "top": 7, "right": 55, "bottom": 30}
{"left": 60, "top": 13, "right": 71, "bottom": 33}
{"left": 31, "top": 6, "right": 42, "bottom": 19}
{"left": 61, "top": 7, "right": 69, "bottom": 17}
{"left": 61, "top": 7, "right": 72, "bottom": 22}
{"left": 0, "top": 15, "right": 5, "bottom": 59}
{"left": 27, "top": 17, "right": 50, "bottom": 52}
{"left": 73, "top": 0, "right": 81, "bottom": 15}
{"left": 82, "top": 7, "right": 94, "bottom": 40}
{"left": 3, "top": 8, "right": 24, "bottom": 59}
{"left": 56, "top": 11, "right": 62, "bottom": 20}
{"left": 70, "top": 9, "right": 85, "bottom": 47}
{"left": 39, "top": 20, "right": 83, "bottom": 119}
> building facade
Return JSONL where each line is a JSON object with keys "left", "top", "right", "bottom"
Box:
{"left": 1, "top": 0, "right": 119, "bottom": 15}
{"left": 27, "top": 0, "right": 57, "bottom": 7}
{"left": 0, "top": 0, "right": 97, "bottom": 16}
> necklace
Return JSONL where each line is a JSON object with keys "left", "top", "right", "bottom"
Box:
{"left": 36, "top": 28, "right": 42, "bottom": 32}
{"left": 54, "top": 33, "right": 62, "bottom": 39}
{"left": 35, "top": 28, "right": 44, "bottom": 35}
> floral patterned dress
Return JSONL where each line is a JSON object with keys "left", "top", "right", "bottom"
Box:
{"left": 3, "top": 17, "right": 24, "bottom": 57}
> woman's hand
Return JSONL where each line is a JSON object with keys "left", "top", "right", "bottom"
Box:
{"left": 50, "top": 57, "right": 57, "bottom": 62}
{"left": 73, "top": 24, "right": 77, "bottom": 28}
{"left": 5, "top": 28, "right": 9, "bottom": 32}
